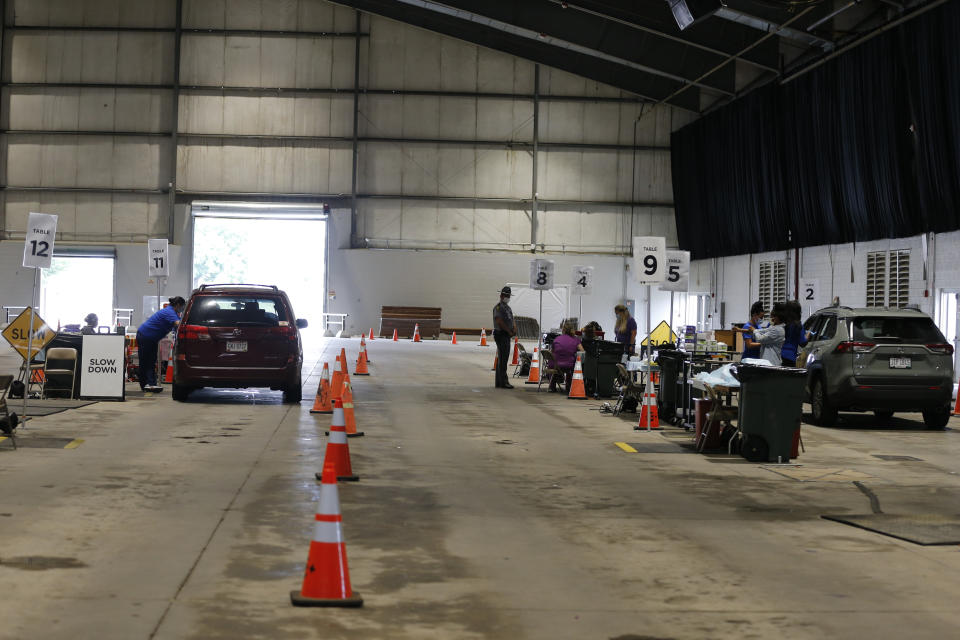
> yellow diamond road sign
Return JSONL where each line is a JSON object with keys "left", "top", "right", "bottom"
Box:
{"left": 2, "top": 307, "right": 56, "bottom": 361}
{"left": 640, "top": 320, "right": 678, "bottom": 347}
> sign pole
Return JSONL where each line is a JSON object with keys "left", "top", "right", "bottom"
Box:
{"left": 646, "top": 284, "right": 652, "bottom": 431}
{"left": 538, "top": 290, "right": 543, "bottom": 351}
{"left": 669, "top": 292, "right": 675, "bottom": 344}
{"left": 22, "top": 268, "right": 39, "bottom": 421}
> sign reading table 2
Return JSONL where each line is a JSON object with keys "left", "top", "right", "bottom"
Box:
{"left": 632, "top": 236, "right": 666, "bottom": 285}
{"left": 801, "top": 279, "right": 820, "bottom": 309}
{"left": 22, "top": 212, "right": 58, "bottom": 269}
{"left": 1, "top": 307, "right": 56, "bottom": 361}
{"left": 529, "top": 259, "right": 555, "bottom": 291}
{"left": 148, "top": 238, "right": 170, "bottom": 277}
{"left": 570, "top": 266, "right": 594, "bottom": 296}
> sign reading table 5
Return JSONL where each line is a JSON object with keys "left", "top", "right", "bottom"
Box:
{"left": 632, "top": 236, "right": 666, "bottom": 285}
{"left": 660, "top": 250, "right": 691, "bottom": 292}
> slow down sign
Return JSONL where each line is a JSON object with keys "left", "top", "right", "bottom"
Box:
{"left": 80, "top": 335, "right": 126, "bottom": 400}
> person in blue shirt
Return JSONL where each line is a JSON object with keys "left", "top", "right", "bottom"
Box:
{"left": 733, "top": 301, "right": 766, "bottom": 359}
{"left": 780, "top": 300, "right": 808, "bottom": 367}
{"left": 136, "top": 296, "right": 186, "bottom": 392}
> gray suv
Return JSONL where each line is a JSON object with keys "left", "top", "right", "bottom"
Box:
{"left": 800, "top": 307, "right": 954, "bottom": 428}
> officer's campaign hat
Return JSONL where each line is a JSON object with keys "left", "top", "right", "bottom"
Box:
{"left": 500, "top": 286, "right": 511, "bottom": 297}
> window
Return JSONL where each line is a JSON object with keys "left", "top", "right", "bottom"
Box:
{"left": 189, "top": 297, "right": 287, "bottom": 326}
{"left": 819, "top": 316, "right": 838, "bottom": 341}
{"left": 758, "top": 260, "right": 787, "bottom": 318}
{"left": 866, "top": 249, "right": 910, "bottom": 308}
{"left": 852, "top": 316, "right": 943, "bottom": 344}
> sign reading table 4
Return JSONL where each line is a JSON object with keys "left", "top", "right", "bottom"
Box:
{"left": 1, "top": 307, "right": 56, "bottom": 361}
{"left": 571, "top": 265, "right": 594, "bottom": 296}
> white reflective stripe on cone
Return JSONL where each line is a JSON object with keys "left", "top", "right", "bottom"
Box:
{"left": 331, "top": 407, "right": 346, "bottom": 427}
{"left": 329, "top": 428, "right": 347, "bottom": 444}
{"left": 312, "top": 521, "right": 346, "bottom": 544}
{"left": 318, "top": 484, "right": 341, "bottom": 515}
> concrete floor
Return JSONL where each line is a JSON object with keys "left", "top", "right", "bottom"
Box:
{"left": 1, "top": 337, "right": 960, "bottom": 640}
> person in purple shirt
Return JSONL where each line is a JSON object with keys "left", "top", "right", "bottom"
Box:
{"left": 136, "top": 296, "right": 185, "bottom": 392}
{"left": 549, "top": 322, "right": 585, "bottom": 394}
{"left": 614, "top": 304, "right": 637, "bottom": 356}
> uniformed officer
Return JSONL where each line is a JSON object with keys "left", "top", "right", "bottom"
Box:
{"left": 492, "top": 286, "right": 517, "bottom": 389}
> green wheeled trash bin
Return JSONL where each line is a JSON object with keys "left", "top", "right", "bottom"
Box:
{"left": 733, "top": 363, "right": 807, "bottom": 463}
{"left": 655, "top": 349, "right": 686, "bottom": 422}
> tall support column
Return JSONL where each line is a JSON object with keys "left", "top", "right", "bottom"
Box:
{"left": 166, "top": 0, "right": 183, "bottom": 242}
{"left": 0, "top": 0, "right": 7, "bottom": 237}
{"left": 351, "top": 10, "right": 362, "bottom": 248}
{"left": 530, "top": 65, "right": 539, "bottom": 252}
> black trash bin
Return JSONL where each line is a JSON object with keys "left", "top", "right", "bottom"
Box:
{"left": 655, "top": 349, "right": 687, "bottom": 421}
{"left": 733, "top": 363, "right": 807, "bottom": 462}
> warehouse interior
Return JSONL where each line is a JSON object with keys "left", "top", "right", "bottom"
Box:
{"left": 1, "top": 1, "right": 960, "bottom": 639}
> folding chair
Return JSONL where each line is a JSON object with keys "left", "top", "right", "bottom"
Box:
{"left": 43, "top": 348, "right": 78, "bottom": 399}
{"left": 613, "top": 364, "right": 645, "bottom": 416}
{"left": 538, "top": 349, "right": 561, "bottom": 392}
{"left": 513, "top": 344, "right": 530, "bottom": 378}
{"left": 0, "top": 374, "right": 17, "bottom": 448}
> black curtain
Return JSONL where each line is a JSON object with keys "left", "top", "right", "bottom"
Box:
{"left": 672, "top": 0, "right": 960, "bottom": 260}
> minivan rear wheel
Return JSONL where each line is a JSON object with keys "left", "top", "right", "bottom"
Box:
{"left": 873, "top": 410, "right": 895, "bottom": 422}
{"left": 283, "top": 376, "right": 302, "bottom": 404}
{"left": 172, "top": 384, "right": 192, "bottom": 402}
{"left": 811, "top": 378, "right": 838, "bottom": 426}
{"left": 922, "top": 406, "right": 951, "bottom": 429}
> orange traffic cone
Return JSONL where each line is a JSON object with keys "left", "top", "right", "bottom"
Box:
{"left": 368, "top": 328, "right": 375, "bottom": 340}
{"left": 451, "top": 331, "right": 458, "bottom": 345}
{"left": 412, "top": 324, "right": 421, "bottom": 342}
{"left": 358, "top": 335, "right": 371, "bottom": 364}
{"left": 479, "top": 328, "right": 488, "bottom": 346}
{"left": 316, "top": 398, "right": 358, "bottom": 482}
{"left": 567, "top": 354, "right": 587, "bottom": 399}
{"left": 954, "top": 389, "right": 960, "bottom": 416}
{"left": 525, "top": 347, "right": 540, "bottom": 384}
{"left": 511, "top": 337, "right": 520, "bottom": 365}
{"left": 291, "top": 463, "right": 363, "bottom": 607}
{"left": 333, "top": 369, "right": 351, "bottom": 401}
{"left": 341, "top": 382, "right": 363, "bottom": 437}
{"left": 637, "top": 384, "right": 661, "bottom": 430}
{"left": 392, "top": 328, "right": 398, "bottom": 341}
{"left": 330, "top": 362, "right": 344, "bottom": 402}
{"left": 310, "top": 362, "right": 333, "bottom": 413}
{"left": 163, "top": 349, "right": 174, "bottom": 383}
{"left": 354, "top": 344, "right": 370, "bottom": 376}
{"left": 491, "top": 353, "right": 498, "bottom": 371}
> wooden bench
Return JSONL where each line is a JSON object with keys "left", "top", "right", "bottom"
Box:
{"left": 439, "top": 327, "right": 487, "bottom": 336}
{"left": 380, "top": 306, "right": 442, "bottom": 339}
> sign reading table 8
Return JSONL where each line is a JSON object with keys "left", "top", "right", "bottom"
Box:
{"left": 529, "top": 259, "right": 555, "bottom": 291}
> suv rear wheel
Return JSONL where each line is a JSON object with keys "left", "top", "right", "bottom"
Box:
{"left": 811, "top": 378, "right": 838, "bottom": 426}
{"left": 873, "top": 410, "right": 895, "bottom": 422}
{"left": 283, "top": 376, "right": 302, "bottom": 404}
{"left": 172, "top": 384, "right": 192, "bottom": 402}
{"left": 922, "top": 405, "right": 951, "bottom": 429}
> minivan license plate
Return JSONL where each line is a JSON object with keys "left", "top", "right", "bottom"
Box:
{"left": 889, "top": 357, "right": 911, "bottom": 369}
{"left": 226, "top": 341, "right": 248, "bottom": 353}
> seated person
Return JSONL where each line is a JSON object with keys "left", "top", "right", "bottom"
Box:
{"left": 581, "top": 321, "right": 602, "bottom": 343}
{"left": 80, "top": 313, "right": 98, "bottom": 335}
{"left": 549, "top": 321, "right": 585, "bottom": 393}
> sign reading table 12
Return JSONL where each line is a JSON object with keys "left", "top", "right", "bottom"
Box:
{"left": 632, "top": 236, "right": 666, "bottom": 285}
{"left": 23, "top": 212, "right": 58, "bottom": 269}
{"left": 529, "top": 259, "right": 555, "bottom": 291}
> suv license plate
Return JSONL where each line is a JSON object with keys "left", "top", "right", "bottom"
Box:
{"left": 226, "top": 341, "right": 248, "bottom": 353}
{"left": 889, "top": 357, "right": 911, "bottom": 369}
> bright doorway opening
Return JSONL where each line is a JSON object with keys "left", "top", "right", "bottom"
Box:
{"left": 41, "top": 255, "right": 115, "bottom": 331}
{"left": 191, "top": 204, "right": 327, "bottom": 334}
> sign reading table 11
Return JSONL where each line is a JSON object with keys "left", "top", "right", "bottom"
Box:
{"left": 148, "top": 238, "right": 170, "bottom": 277}
{"left": 632, "top": 236, "right": 666, "bottom": 285}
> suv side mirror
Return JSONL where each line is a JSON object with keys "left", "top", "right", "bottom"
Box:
{"left": 295, "top": 318, "right": 308, "bottom": 329}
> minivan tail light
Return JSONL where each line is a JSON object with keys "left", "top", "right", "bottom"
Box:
{"left": 267, "top": 326, "right": 298, "bottom": 341}
{"left": 835, "top": 341, "right": 876, "bottom": 353}
{"left": 925, "top": 343, "right": 954, "bottom": 355}
{"left": 179, "top": 324, "right": 210, "bottom": 341}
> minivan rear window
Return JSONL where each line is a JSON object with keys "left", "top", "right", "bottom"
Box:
{"left": 852, "top": 316, "right": 945, "bottom": 344}
{"left": 188, "top": 296, "right": 287, "bottom": 326}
